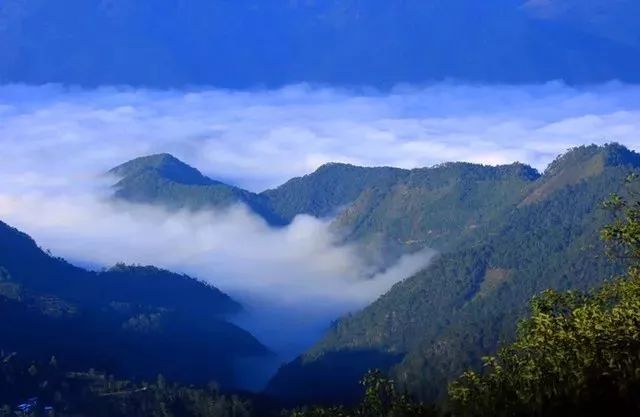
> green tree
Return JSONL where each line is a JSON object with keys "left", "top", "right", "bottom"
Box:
{"left": 291, "top": 370, "right": 437, "bottom": 417}
{"left": 449, "top": 178, "right": 640, "bottom": 417}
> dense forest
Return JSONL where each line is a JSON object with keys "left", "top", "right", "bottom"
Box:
{"left": 292, "top": 174, "right": 640, "bottom": 416}
{"left": 268, "top": 144, "right": 640, "bottom": 404}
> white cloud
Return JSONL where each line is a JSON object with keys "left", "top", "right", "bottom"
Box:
{"left": 0, "top": 189, "right": 434, "bottom": 372}
{"left": 1, "top": 82, "right": 640, "bottom": 192}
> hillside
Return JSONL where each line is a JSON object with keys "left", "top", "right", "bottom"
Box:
{"left": 266, "top": 144, "right": 640, "bottom": 404}
{"left": 261, "top": 163, "right": 407, "bottom": 222}
{"left": 0, "top": 220, "right": 269, "bottom": 389}
{"left": 1, "top": 0, "right": 639, "bottom": 87}
{"left": 330, "top": 162, "right": 540, "bottom": 265}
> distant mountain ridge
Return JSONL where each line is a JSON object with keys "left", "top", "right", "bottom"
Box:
{"left": 109, "top": 146, "right": 639, "bottom": 256}
{"left": 109, "top": 152, "right": 546, "bottom": 266}
{"left": 1, "top": 0, "right": 639, "bottom": 87}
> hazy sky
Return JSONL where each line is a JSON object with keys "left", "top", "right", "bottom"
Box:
{"left": 1, "top": 81, "right": 639, "bottom": 376}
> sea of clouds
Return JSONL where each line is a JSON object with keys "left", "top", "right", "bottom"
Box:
{"left": 1, "top": 81, "right": 640, "bottom": 387}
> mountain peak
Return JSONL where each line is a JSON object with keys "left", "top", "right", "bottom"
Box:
{"left": 522, "top": 143, "right": 640, "bottom": 206}
{"left": 108, "top": 153, "right": 218, "bottom": 186}
{"left": 545, "top": 143, "right": 640, "bottom": 176}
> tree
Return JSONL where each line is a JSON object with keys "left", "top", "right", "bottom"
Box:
{"left": 290, "top": 370, "right": 437, "bottom": 417}
{"left": 448, "top": 178, "right": 640, "bottom": 417}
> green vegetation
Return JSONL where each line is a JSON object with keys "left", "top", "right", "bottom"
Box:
{"left": 448, "top": 182, "right": 640, "bottom": 416}
{"left": 330, "top": 162, "right": 539, "bottom": 265}
{"left": 448, "top": 274, "right": 640, "bottom": 416}
{"left": 268, "top": 144, "right": 640, "bottom": 404}
{"left": 112, "top": 153, "right": 542, "bottom": 267}
{"left": 291, "top": 149, "right": 640, "bottom": 417}
{"left": 105, "top": 144, "right": 640, "bottom": 407}
{"left": 262, "top": 163, "right": 407, "bottom": 222}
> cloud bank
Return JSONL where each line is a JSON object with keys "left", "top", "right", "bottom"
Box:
{"left": 1, "top": 81, "right": 640, "bottom": 386}
{"left": 2, "top": 82, "right": 640, "bottom": 192}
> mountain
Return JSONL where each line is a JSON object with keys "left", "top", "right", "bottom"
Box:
{"left": 264, "top": 160, "right": 541, "bottom": 266}
{"left": 265, "top": 144, "right": 640, "bottom": 405}
{"left": 330, "top": 162, "right": 540, "bottom": 263}
{"left": 261, "top": 163, "right": 407, "bottom": 223}
{"left": 0, "top": 220, "right": 269, "bottom": 388}
{"left": 110, "top": 154, "right": 548, "bottom": 271}
{"left": 108, "top": 153, "right": 286, "bottom": 225}
{"left": 1, "top": 0, "right": 639, "bottom": 88}
{"left": 523, "top": 0, "right": 640, "bottom": 48}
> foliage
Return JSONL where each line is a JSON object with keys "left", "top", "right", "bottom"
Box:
{"left": 290, "top": 371, "right": 437, "bottom": 417}
{"left": 448, "top": 269, "right": 640, "bottom": 416}
{"left": 286, "top": 148, "right": 640, "bottom": 416}
{"left": 269, "top": 144, "right": 637, "bottom": 404}
{"left": 601, "top": 173, "right": 640, "bottom": 261}
{"left": 448, "top": 174, "right": 640, "bottom": 417}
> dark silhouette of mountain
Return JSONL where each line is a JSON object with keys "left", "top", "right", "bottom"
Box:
{"left": 0, "top": 0, "right": 638, "bottom": 88}
{"left": 0, "top": 220, "right": 269, "bottom": 389}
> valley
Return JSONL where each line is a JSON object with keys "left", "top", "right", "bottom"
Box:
{"left": 2, "top": 143, "right": 638, "bottom": 415}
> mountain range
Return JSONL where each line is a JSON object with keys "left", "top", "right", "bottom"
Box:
{"left": 105, "top": 143, "right": 640, "bottom": 404}
{"left": 1, "top": 0, "right": 639, "bottom": 87}
{"left": 2, "top": 143, "right": 639, "bottom": 407}
{"left": 268, "top": 144, "right": 639, "bottom": 404}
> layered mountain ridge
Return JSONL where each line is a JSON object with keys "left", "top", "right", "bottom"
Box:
{"left": 1, "top": 0, "right": 639, "bottom": 87}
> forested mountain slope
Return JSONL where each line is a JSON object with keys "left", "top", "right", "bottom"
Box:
{"left": 266, "top": 144, "right": 640, "bottom": 404}
{"left": 0, "top": 220, "right": 268, "bottom": 388}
